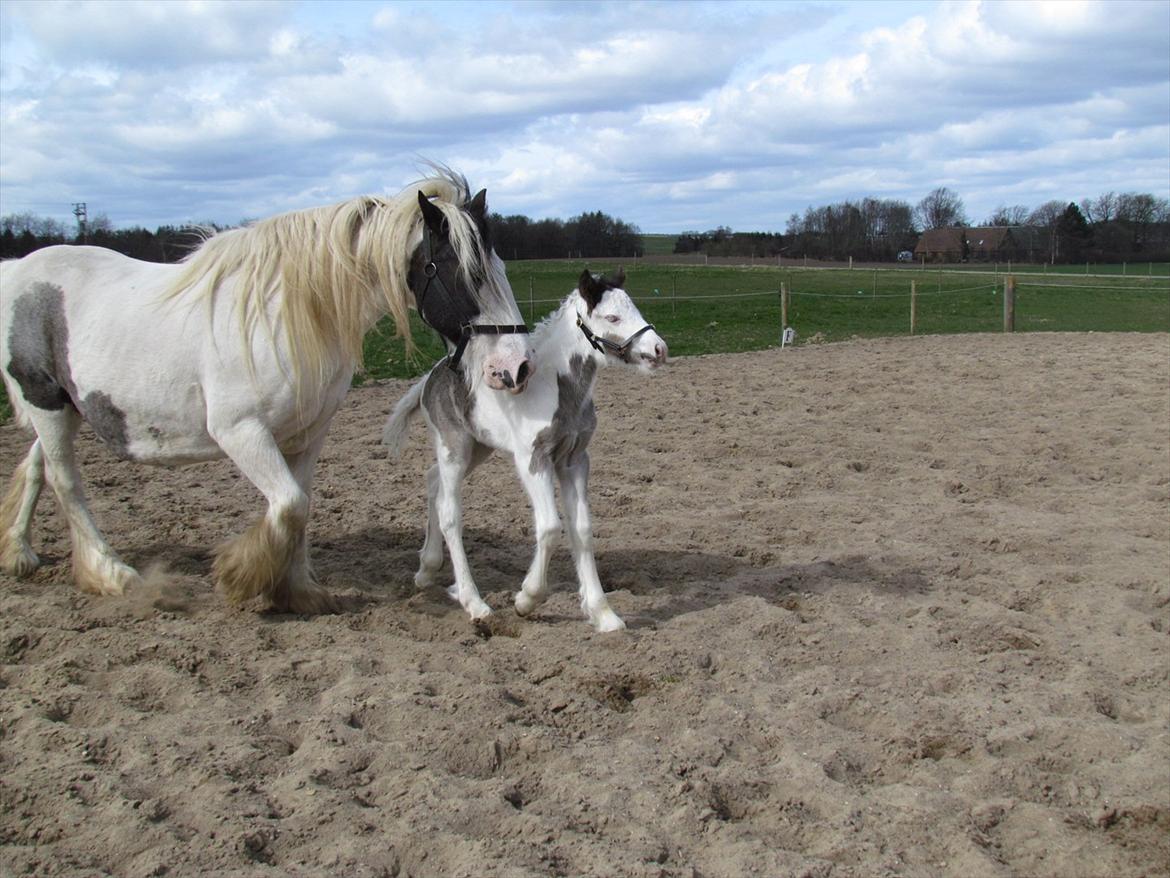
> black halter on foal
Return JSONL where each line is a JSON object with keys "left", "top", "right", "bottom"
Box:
{"left": 576, "top": 315, "right": 656, "bottom": 362}
{"left": 415, "top": 221, "right": 528, "bottom": 371}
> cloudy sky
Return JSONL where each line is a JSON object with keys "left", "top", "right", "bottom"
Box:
{"left": 1, "top": 0, "right": 1167, "bottom": 234}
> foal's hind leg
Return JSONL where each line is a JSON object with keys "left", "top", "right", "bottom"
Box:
{"left": 0, "top": 440, "right": 45, "bottom": 576}
{"left": 210, "top": 419, "right": 334, "bottom": 614}
{"left": 414, "top": 463, "right": 445, "bottom": 589}
{"left": 26, "top": 409, "right": 140, "bottom": 595}
{"left": 430, "top": 438, "right": 492, "bottom": 620}
{"left": 416, "top": 443, "right": 492, "bottom": 590}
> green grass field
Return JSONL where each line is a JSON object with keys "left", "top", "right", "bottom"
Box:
{"left": 2, "top": 261, "right": 1167, "bottom": 422}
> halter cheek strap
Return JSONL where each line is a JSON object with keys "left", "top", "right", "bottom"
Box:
{"left": 576, "top": 315, "right": 656, "bottom": 362}
{"left": 416, "top": 221, "right": 530, "bottom": 371}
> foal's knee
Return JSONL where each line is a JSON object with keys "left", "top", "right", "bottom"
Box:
{"left": 535, "top": 521, "right": 561, "bottom": 552}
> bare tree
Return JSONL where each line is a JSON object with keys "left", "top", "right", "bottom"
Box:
{"left": 1080, "top": 192, "right": 1118, "bottom": 224}
{"left": 985, "top": 204, "right": 1031, "bottom": 226}
{"left": 915, "top": 187, "right": 967, "bottom": 230}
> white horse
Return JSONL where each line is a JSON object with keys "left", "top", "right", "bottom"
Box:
{"left": 0, "top": 169, "right": 534, "bottom": 612}
{"left": 383, "top": 268, "right": 667, "bottom": 631}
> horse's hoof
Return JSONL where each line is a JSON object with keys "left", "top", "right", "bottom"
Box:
{"left": 1, "top": 544, "right": 40, "bottom": 578}
{"left": 415, "top": 568, "right": 439, "bottom": 590}
{"left": 282, "top": 583, "right": 340, "bottom": 615}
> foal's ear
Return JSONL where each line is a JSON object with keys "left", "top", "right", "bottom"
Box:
{"left": 418, "top": 190, "right": 447, "bottom": 235}
{"left": 578, "top": 268, "right": 606, "bottom": 312}
{"left": 607, "top": 266, "right": 626, "bottom": 289}
{"left": 468, "top": 188, "right": 488, "bottom": 218}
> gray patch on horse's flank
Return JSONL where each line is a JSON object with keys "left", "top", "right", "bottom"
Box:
{"left": 422, "top": 365, "right": 476, "bottom": 448}
{"left": 6, "top": 281, "right": 135, "bottom": 459}
{"left": 530, "top": 354, "right": 598, "bottom": 474}
{"left": 79, "top": 390, "right": 132, "bottom": 460}
{"left": 6, "top": 282, "right": 75, "bottom": 411}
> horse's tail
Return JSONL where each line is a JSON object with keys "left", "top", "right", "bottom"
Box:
{"left": 382, "top": 378, "right": 426, "bottom": 459}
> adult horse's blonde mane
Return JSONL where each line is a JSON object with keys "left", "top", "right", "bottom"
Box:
{"left": 164, "top": 169, "right": 493, "bottom": 385}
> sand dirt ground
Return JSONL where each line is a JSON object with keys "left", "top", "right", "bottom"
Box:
{"left": 1, "top": 332, "right": 1168, "bottom": 878}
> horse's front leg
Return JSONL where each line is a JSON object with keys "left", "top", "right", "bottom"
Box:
{"left": 210, "top": 418, "right": 334, "bottom": 614}
{"left": 278, "top": 425, "right": 339, "bottom": 614}
{"left": 433, "top": 439, "right": 492, "bottom": 621}
{"left": 513, "top": 462, "right": 560, "bottom": 618}
{"left": 557, "top": 453, "right": 625, "bottom": 632}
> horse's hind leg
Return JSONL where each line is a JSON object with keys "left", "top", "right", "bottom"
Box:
{"left": 210, "top": 418, "right": 336, "bottom": 614}
{"left": 0, "top": 440, "right": 45, "bottom": 576}
{"left": 28, "top": 409, "right": 140, "bottom": 595}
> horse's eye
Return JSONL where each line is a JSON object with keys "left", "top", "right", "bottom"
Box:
{"left": 604, "top": 315, "right": 621, "bottom": 324}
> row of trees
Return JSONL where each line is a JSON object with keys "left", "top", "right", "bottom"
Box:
{"left": 489, "top": 210, "right": 642, "bottom": 260}
{"left": 673, "top": 227, "right": 785, "bottom": 257}
{"left": 783, "top": 198, "right": 918, "bottom": 262}
{"left": 5, "top": 188, "right": 1167, "bottom": 265}
{"left": 0, "top": 209, "right": 643, "bottom": 263}
{"left": 774, "top": 188, "right": 1169, "bottom": 263}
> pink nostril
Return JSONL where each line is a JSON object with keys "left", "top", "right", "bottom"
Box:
{"left": 515, "top": 360, "right": 531, "bottom": 386}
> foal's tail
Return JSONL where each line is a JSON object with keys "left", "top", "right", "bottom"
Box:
{"left": 382, "top": 379, "right": 425, "bottom": 460}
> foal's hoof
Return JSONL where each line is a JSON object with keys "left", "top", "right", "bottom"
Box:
{"left": 591, "top": 609, "right": 627, "bottom": 633}
{"left": 446, "top": 584, "right": 492, "bottom": 620}
{"left": 414, "top": 568, "right": 439, "bottom": 590}
{"left": 514, "top": 590, "right": 546, "bottom": 617}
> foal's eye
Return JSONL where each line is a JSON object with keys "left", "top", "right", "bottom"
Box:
{"left": 604, "top": 315, "right": 621, "bottom": 324}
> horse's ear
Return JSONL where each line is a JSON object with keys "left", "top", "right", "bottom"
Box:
{"left": 610, "top": 266, "right": 626, "bottom": 289}
{"left": 468, "top": 188, "right": 488, "bottom": 217}
{"left": 418, "top": 190, "right": 446, "bottom": 235}
{"left": 578, "top": 268, "right": 605, "bottom": 312}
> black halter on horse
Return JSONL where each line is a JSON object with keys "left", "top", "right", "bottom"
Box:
{"left": 415, "top": 220, "right": 529, "bottom": 371}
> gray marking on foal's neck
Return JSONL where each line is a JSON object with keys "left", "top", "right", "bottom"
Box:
{"left": 529, "top": 354, "right": 598, "bottom": 474}
{"left": 421, "top": 364, "right": 476, "bottom": 447}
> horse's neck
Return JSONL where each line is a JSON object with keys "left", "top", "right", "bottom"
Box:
{"left": 532, "top": 294, "right": 602, "bottom": 376}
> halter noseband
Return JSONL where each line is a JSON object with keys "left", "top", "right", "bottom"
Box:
{"left": 576, "top": 314, "right": 656, "bottom": 362}
{"left": 416, "top": 220, "right": 529, "bottom": 371}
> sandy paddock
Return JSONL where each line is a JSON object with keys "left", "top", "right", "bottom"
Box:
{"left": 1, "top": 332, "right": 1168, "bottom": 878}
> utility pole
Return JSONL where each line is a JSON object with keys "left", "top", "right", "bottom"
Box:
{"left": 72, "top": 202, "right": 88, "bottom": 244}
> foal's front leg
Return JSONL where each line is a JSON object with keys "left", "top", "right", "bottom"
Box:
{"left": 557, "top": 454, "right": 625, "bottom": 632}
